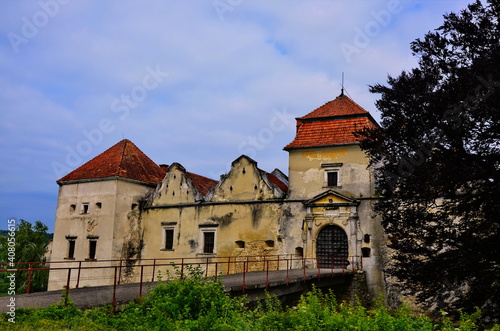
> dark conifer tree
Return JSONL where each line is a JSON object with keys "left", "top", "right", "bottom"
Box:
{"left": 359, "top": 0, "right": 500, "bottom": 323}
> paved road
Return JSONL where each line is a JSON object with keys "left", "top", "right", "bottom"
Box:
{"left": 0, "top": 268, "right": 352, "bottom": 312}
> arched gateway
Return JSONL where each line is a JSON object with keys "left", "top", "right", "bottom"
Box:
{"left": 316, "top": 225, "right": 349, "bottom": 268}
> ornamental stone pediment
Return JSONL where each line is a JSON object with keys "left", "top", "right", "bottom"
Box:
{"left": 303, "top": 189, "right": 359, "bottom": 207}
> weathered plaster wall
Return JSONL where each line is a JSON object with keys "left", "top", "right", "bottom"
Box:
{"left": 285, "top": 144, "right": 385, "bottom": 296}
{"left": 210, "top": 157, "right": 279, "bottom": 202}
{"left": 152, "top": 166, "right": 199, "bottom": 206}
{"left": 141, "top": 201, "right": 284, "bottom": 275}
{"left": 287, "top": 145, "right": 373, "bottom": 200}
{"left": 48, "top": 179, "right": 154, "bottom": 290}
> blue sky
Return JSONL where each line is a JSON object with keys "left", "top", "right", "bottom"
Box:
{"left": 0, "top": 0, "right": 473, "bottom": 232}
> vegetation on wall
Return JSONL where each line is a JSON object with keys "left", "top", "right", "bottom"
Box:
{"left": 359, "top": 0, "right": 500, "bottom": 323}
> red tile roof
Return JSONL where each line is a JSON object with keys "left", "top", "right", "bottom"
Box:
{"left": 284, "top": 117, "right": 377, "bottom": 149}
{"left": 299, "top": 94, "right": 369, "bottom": 119}
{"left": 284, "top": 94, "right": 378, "bottom": 150}
{"left": 185, "top": 171, "right": 218, "bottom": 195}
{"left": 259, "top": 169, "right": 289, "bottom": 193}
{"left": 57, "top": 139, "right": 166, "bottom": 185}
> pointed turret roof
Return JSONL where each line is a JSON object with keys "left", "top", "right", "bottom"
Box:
{"left": 284, "top": 94, "right": 378, "bottom": 150}
{"left": 299, "top": 94, "right": 369, "bottom": 119}
{"left": 57, "top": 139, "right": 166, "bottom": 185}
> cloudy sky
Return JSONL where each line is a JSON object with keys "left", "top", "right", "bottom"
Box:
{"left": 0, "top": 0, "right": 473, "bottom": 232}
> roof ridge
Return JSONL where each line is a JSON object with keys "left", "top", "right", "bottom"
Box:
{"left": 117, "top": 139, "right": 128, "bottom": 176}
{"left": 186, "top": 171, "right": 217, "bottom": 182}
{"left": 299, "top": 94, "right": 368, "bottom": 119}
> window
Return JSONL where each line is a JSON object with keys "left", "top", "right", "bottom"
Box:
{"left": 66, "top": 236, "right": 77, "bottom": 259}
{"left": 81, "top": 203, "right": 89, "bottom": 214}
{"left": 88, "top": 241, "right": 97, "bottom": 260}
{"left": 203, "top": 232, "right": 215, "bottom": 253}
{"left": 161, "top": 222, "right": 176, "bottom": 251}
{"left": 322, "top": 163, "right": 342, "bottom": 188}
{"left": 68, "top": 241, "right": 76, "bottom": 259}
{"left": 327, "top": 171, "right": 338, "bottom": 187}
{"left": 87, "top": 236, "right": 99, "bottom": 260}
{"left": 96, "top": 202, "right": 102, "bottom": 209}
{"left": 164, "top": 229, "right": 174, "bottom": 250}
{"left": 70, "top": 204, "right": 76, "bottom": 212}
{"left": 199, "top": 225, "right": 218, "bottom": 254}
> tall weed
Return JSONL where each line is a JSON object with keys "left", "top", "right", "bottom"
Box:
{"left": 0, "top": 269, "right": 498, "bottom": 330}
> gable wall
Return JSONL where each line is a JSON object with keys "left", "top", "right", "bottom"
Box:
{"left": 211, "top": 157, "right": 277, "bottom": 202}
{"left": 153, "top": 168, "right": 198, "bottom": 205}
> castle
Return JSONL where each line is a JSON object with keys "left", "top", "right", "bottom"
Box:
{"left": 48, "top": 93, "right": 386, "bottom": 296}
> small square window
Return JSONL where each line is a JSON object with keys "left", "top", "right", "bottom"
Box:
{"left": 96, "top": 202, "right": 102, "bottom": 209}
{"left": 81, "top": 203, "right": 89, "bottom": 214}
{"left": 70, "top": 204, "right": 76, "bottom": 212}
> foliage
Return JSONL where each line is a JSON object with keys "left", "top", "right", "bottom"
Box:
{"left": 358, "top": 0, "right": 500, "bottom": 323}
{"left": 105, "top": 264, "right": 248, "bottom": 330}
{"left": 0, "top": 220, "right": 50, "bottom": 294}
{"left": 0, "top": 274, "right": 499, "bottom": 330}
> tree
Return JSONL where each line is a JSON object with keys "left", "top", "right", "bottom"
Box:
{"left": 0, "top": 220, "right": 50, "bottom": 294}
{"left": 358, "top": 0, "right": 500, "bottom": 323}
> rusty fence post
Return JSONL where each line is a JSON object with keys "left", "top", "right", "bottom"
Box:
{"left": 317, "top": 257, "right": 321, "bottom": 280}
{"left": 76, "top": 261, "right": 82, "bottom": 288}
{"left": 265, "top": 260, "right": 269, "bottom": 289}
{"left": 302, "top": 257, "right": 306, "bottom": 282}
{"left": 26, "top": 263, "right": 32, "bottom": 294}
{"left": 139, "top": 265, "right": 144, "bottom": 298}
{"left": 117, "top": 260, "right": 122, "bottom": 285}
{"left": 65, "top": 268, "right": 72, "bottom": 306}
{"left": 286, "top": 259, "right": 290, "bottom": 286}
{"left": 112, "top": 266, "right": 118, "bottom": 313}
{"left": 242, "top": 261, "right": 246, "bottom": 293}
{"left": 151, "top": 259, "right": 156, "bottom": 282}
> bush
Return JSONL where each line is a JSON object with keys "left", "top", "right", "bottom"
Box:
{"left": 1, "top": 267, "right": 498, "bottom": 330}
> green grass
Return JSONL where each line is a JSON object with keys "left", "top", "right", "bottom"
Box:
{"left": 1, "top": 265, "right": 498, "bottom": 330}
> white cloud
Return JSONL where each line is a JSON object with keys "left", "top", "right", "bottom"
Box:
{"left": 0, "top": 0, "right": 477, "bottom": 230}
